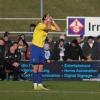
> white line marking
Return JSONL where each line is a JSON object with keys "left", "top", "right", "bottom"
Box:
{"left": 0, "top": 90, "right": 100, "bottom": 94}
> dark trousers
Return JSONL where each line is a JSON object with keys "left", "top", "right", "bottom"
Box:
{"left": 0, "top": 64, "right": 5, "bottom": 80}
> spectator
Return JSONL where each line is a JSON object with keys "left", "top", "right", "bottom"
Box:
{"left": 5, "top": 46, "right": 21, "bottom": 80}
{"left": 13, "top": 42, "right": 26, "bottom": 80}
{"left": 82, "top": 36, "right": 99, "bottom": 60}
{"left": 44, "top": 43, "right": 51, "bottom": 62}
{"left": 59, "top": 34, "right": 69, "bottom": 47}
{"left": 97, "top": 35, "right": 100, "bottom": 60}
{"left": 17, "top": 37, "right": 28, "bottom": 60}
{"left": 13, "top": 42, "right": 21, "bottom": 57}
{"left": 52, "top": 39, "right": 69, "bottom": 61}
{"left": 76, "top": 37, "right": 84, "bottom": 48}
{"left": 13, "top": 42, "right": 19, "bottom": 49}
{"left": 59, "top": 34, "right": 65, "bottom": 41}
{"left": 47, "top": 37, "right": 55, "bottom": 53}
{"left": 26, "top": 47, "right": 30, "bottom": 60}
{"left": 0, "top": 39, "right": 5, "bottom": 61}
{"left": 0, "top": 39, "right": 6, "bottom": 80}
{"left": 3, "top": 32, "right": 12, "bottom": 55}
{"left": 18, "top": 33, "right": 29, "bottom": 43}
{"left": 29, "top": 23, "right": 36, "bottom": 32}
{"left": 18, "top": 33, "right": 25, "bottom": 40}
{"left": 18, "top": 34, "right": 28, "bottom": 48}
{"left": 68, "top": 39, "right": 85, "bottom": 60}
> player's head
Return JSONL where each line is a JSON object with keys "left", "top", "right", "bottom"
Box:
{"left": 42, "top": 14, "right": 47, "bottom": 21}
{"left": 42, "top": 14, "right": 52, "bottom": 23}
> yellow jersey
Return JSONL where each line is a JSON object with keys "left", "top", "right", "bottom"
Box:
{"left": 32, "top": 22, "right": 56, "bottom": 48}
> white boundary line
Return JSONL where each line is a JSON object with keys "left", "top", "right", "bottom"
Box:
{"left": 0, "top": 18, "right": 66, "bottom": 34}
{"left": 0, "top": 90, "right": 100, "bottom": 94}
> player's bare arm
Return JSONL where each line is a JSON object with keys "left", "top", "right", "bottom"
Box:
{"left": 50, "top": 16, "right": 61, "bottom": 32}
{"left": 43, "top": 15, "right": 61, "bottom": 32}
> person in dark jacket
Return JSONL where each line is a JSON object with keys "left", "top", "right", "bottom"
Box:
{"left": 96, "top": 35, "right": 100, "bottom": 60}
{"left": 52, "top": 39, "right": 70, "bottom": 61}
{"left": 5, "top": 45, "right": 21, "bottom": 80}
{"left": 0, "top": 39, "right": 5, "bottom": 61}
{"left": 3, "top": 32, "right": 12, "bottom": 55}
{"left": 82, "top": 36, "right": 99, "bottom": 60}
{"left": 0, "top": 39, "right": 6, "bottom": 80}
{"left": 17, "top": 37, "right": 28, "bottom": 60}
{"left": 68, "top": 39, "right": 85, "bottom": 60}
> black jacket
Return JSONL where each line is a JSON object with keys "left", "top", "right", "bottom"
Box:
{"left": 82, "top": 42, "right": 99, "bottom": 60}
{"left": 0, "top": 45, "right": 5, "bottom": 62}
{"left": 5, "top": 50, "right": 21, "bottom": 65}
{"left": 68, "top": 45, "right": 85, "bottom": 60}
{"left": 4, "top": 40, "right": 12, "bottom": 54}
{"left": 51, "top": 43, "right": 70, "bottom": 61}
{"left": 97, "top": 43, "right": 100, "bottom": 60}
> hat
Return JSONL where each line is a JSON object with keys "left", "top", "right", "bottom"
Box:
{"left": 71, "top": 39, "right": 78, "bottom": 45}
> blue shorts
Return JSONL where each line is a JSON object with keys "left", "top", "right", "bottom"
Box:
{"left": 30, "top": 45, "right": 45, "bottom": 65}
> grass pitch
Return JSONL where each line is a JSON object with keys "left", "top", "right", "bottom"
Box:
{"left": 0, "top": 81, "right": 100, "bottom": 100}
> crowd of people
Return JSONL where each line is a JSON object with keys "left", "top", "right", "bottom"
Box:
{"left": 0, "top": 32, "right": 29, "bottom": 81}
{"left": 44, "top": 35, "right": 100, "bottom": 62}
{"left": 0, "top": 32, "right": 100, "bottom": 81}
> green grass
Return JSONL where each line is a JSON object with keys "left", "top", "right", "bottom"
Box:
{"left": 0, "top": 0, "right": 100, "bottom": 31}
{"left": 0, "top": 81, "right": 100, "bottom": 100}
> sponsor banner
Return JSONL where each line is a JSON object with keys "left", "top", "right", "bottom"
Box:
{"left": 67, "top": 16, "right": 100, "bottom": 37}
{"left": 21, "top": 61, "right": 100, "bottom": 80}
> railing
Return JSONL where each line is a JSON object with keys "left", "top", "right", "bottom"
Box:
{"left": 0, "top": 17, "right": 66, "bottom": 34}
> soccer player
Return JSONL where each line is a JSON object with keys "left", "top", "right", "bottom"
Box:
{"left": 30, "top": 14, "right": 61, "bottom": 90}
